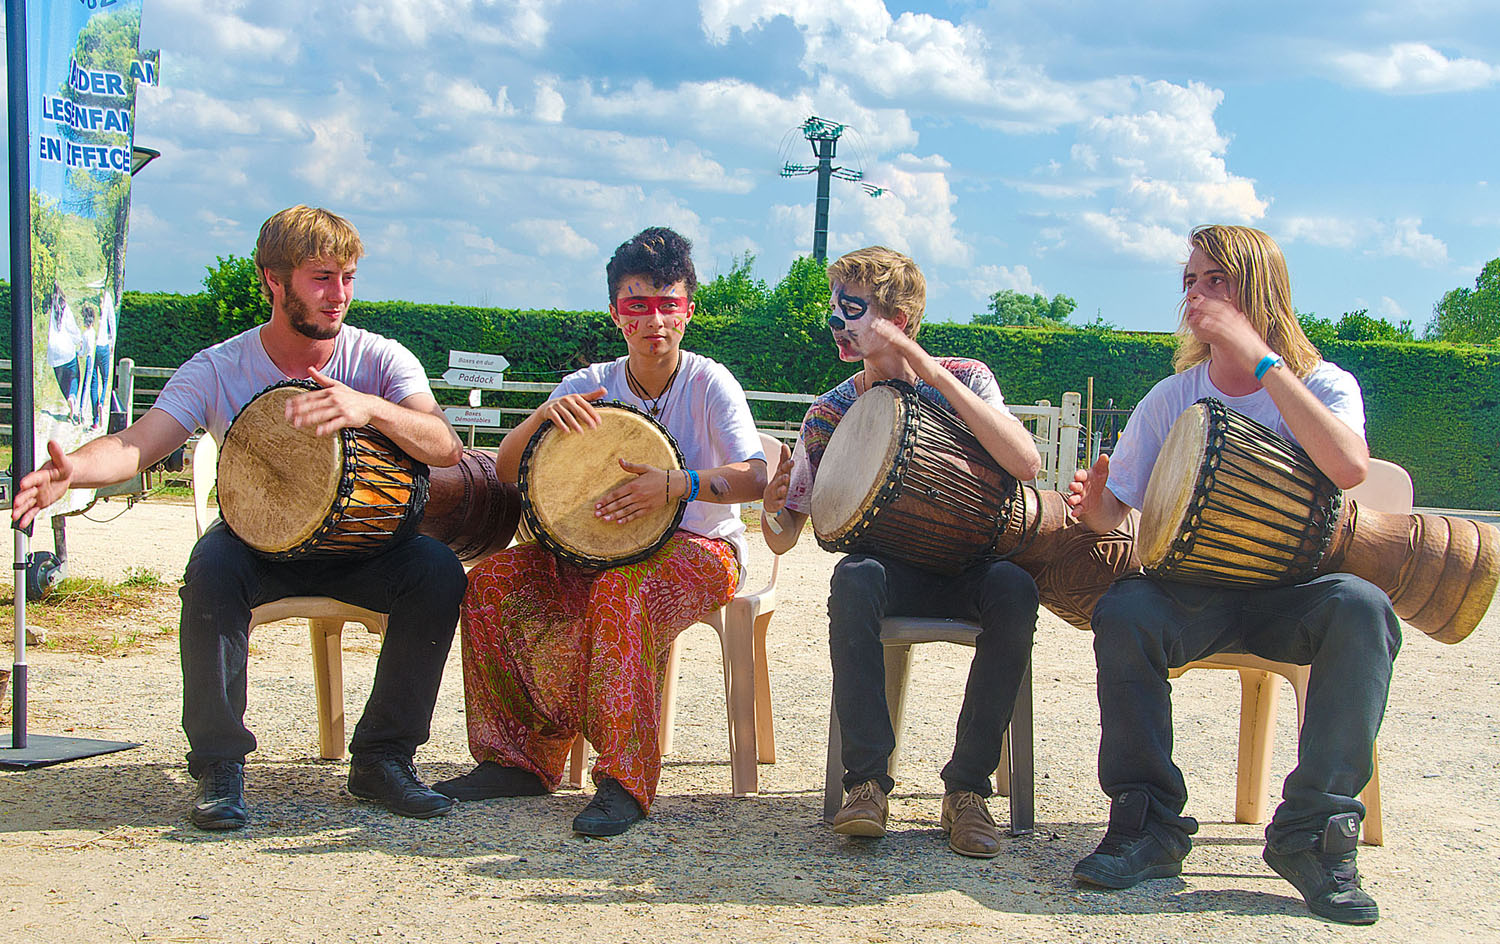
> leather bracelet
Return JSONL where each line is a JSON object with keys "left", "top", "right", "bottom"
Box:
{"left": 1254, "top": 352, "right": 1284, "bottom": 380}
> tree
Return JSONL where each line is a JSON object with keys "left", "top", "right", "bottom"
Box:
{"left": 1300, "top": 309, "right": 1414, "bottom": 345}
{"left": 203, "top": 254, "right": 269, "bottom": 336}
{"left": 693, "top": 253, "right": 770, "bottom": 321}
{"left": 973, "top": 290, "right": 1076, "bottom": 327}
{"left": 1425, "top": 258, "right": 1500, "bottom": 345}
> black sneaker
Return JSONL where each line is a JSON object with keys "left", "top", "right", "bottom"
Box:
{"left": 1073, "top": 790, "right": 1192, "bottom": 889}
{"left": 348, "top": 755, "right": 455, "bottom": 819}
{"left": 571, "top": 778, "right": 645, "bottom": 837}
{"left": 1263, "top": 812, "right": 1379, "bottom": 925}
{"left": 190, "top": 759, "right": 248, "bottom": 831}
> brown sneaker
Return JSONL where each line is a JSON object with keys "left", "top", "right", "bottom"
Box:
{"left": 832, "top": 780, "right": 888, "bottom": 837}
{"left": 941, "top": 790, "right": 1001, "bottom": 858}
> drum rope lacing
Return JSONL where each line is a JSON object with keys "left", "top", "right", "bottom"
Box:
{"left": 1154, "top": 398, "right": 1342, "bottom": 586}
{"left": 820, "top": 380, "right": 1019, "bottom": 573}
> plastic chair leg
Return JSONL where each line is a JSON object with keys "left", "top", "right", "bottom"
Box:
{"left": 1006, "top": 659, "right": 1035, "bottom": 836}
{"left": 751, "top": 607, "right": 777, "bottom": 764}
{"left": 1234, "top": 668, "right": 1280, "bottom": 824}
{"left": 309, "top": 619, "right": 347, "bottom": 760}
{"left": 883, "top": 645, "right": 914, "bottom": 780}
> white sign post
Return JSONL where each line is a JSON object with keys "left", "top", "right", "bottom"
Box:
{"left": 445, "top": 351, "right": 511, "bottom": 445}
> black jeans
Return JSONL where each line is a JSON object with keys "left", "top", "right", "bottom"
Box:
{"left": 179, "top": 524, "right": 466, "bottom": 777}
{"left": 1091, "top": 572, "right": 1401, "bottom": 846}
{"left": 827, "top": 554, "right": 1038, "bottom": 797}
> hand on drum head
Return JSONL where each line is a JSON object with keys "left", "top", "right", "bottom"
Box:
{"left": 537, "top": 386, "right": 607, "bottom": 433}
{"left": 285, "top": 368, "right": 381, "bottom": 436}
{"left": 596, "top": 458, "right": 671, "bottom": 524}
{"left": 762, "top": 445, "right": 793, "bottom": 514}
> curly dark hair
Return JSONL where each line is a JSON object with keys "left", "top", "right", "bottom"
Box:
{"left": 605, "top": 227, "right": 697, "bottom": 302}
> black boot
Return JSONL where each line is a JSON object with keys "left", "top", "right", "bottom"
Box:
{"left": 571, "top": 778, "right": 645, "bottom": 837}
{"left": 1073, "top": 790, "right": 1193, "bottom": 889}
{"left": 1263, "top": 812, "right": 1379, "bottom": 925}
{"left": 190, "top": 759, "right": 248, "bottom": 830}
{"left": 433, "top": 761, "right": 550, "bottom": 800}
{"left": 348, "top": 755, "right": 455, "bottom": 819}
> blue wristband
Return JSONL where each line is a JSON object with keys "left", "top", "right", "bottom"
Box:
{"left": 1254, "top": 352, "right": 1283, "bottom": 380}
{"left": 685, "top": 469, "right": 700, "bottom": 502}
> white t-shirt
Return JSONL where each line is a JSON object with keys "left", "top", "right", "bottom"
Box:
{"left": 47, "top": 307, "right": 83, "bottom": 367}
{"left": 552, "top": 351, "right": 766, "bottom": 564}
{"left": 1106, "top": 359, "right": 1367, "bottom": 511}
{"left": 152, "top": 324, "right": 432, "bottom": 444}
{"left": 96, "top": 291, "right": 116, "bottom": 348}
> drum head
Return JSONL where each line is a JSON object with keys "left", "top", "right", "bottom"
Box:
{"left": 811, "top": 384, "right": 906, "bottom": 543}
{"left": 522, "top": 405, "right": 684, "bottom": 566}
{"left": 217, "top": 384, "right": 345, "bottom": 554}
{"left": 1138, "top": 402, "right": 1211, "bottom": 568}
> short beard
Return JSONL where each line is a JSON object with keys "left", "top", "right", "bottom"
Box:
{"left": 285, "top": 288, "right": 340, "bottom": 340}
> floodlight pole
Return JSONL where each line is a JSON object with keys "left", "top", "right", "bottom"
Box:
{"left": 812, "top": 135, "right": 834, "bottom": 263}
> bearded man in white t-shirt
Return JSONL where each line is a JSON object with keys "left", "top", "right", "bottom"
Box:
{"left": 12, "top": 206, "right": 467, "bottom": 831}
{"left": 1066, "top": 224, "right": 1399, "bottom": 925}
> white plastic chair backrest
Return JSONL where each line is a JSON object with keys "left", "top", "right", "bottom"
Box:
{"left": 1348, "top": 458, "right": 1413, "bottom": 515}
{"left": 192, "top": 434, "right": 220, "bottom": 539}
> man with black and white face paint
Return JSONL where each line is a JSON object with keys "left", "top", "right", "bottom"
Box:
{"left": 762, "top": 246, "right": 1042, "bottom": 859}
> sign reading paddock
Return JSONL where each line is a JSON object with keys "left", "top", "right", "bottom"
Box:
{"left": 442, "top": 367, "right": 507, "bottom": 390}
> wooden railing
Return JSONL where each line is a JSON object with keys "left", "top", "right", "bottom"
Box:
{"left": 5, "top": 359, "right": 1083, "bottom": 495}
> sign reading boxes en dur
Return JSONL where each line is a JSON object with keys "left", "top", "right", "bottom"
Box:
{"left": 449, "top": 351, "right": 511, "bottom": 373}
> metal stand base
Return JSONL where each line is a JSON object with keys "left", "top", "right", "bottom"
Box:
{"left": 0, "top": 732, "right": 138, "bottom": 769}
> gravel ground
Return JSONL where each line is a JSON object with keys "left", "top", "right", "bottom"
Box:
{"left": 1, "top": 497, "right": 1497, "bottom": 943}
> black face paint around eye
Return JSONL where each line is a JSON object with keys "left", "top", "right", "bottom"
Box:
{"left": 836, "top": 288, "right": 870, "bottom": 320}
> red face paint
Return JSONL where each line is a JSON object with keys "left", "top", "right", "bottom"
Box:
{"left": 616, "top": 295, "right": 690, "bottom": 318}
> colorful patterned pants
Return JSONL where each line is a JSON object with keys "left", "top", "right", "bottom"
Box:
{"left": 459, "top": 531, "right": 738, "bottom": 811}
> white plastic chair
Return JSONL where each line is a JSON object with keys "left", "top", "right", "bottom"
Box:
{"left": 192, "top": 434, "right": 390, "bottom": 760}
{"left": 823, "top": 617, "right": 1036, "bottom": 836}
{"left": 1169, "top": 457, "right": 1413, "bottom": 846}
{"left": 567, "top": 433, "right": 785, "bottom": 797}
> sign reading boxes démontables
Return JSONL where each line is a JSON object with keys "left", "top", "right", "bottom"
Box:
{"left": 444, "top": 407, "right": 504, "bottom": 427}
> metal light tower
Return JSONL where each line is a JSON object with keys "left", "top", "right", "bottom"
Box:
{"left": 780, "top": 116, "right": 883, "bottom": 262}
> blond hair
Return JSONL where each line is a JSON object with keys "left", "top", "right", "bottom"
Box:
{"left": 1173, "top": 224, "right": 1320, "bottom": 377}
{"left": 254, "top": 206, "right": 365, "bottom": 303}
{"left": 827, "top": 246, "right": 927, "bottom": 338}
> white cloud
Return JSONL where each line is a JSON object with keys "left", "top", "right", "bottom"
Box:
{"left": 1075, "top": 212, "right": 1184, "bottom": 263}
{"left": 1281, "top": 215, "right": 1448, "bottom": 266}
{"left": 956, "top": 263, "right": 1039, "bottom": 305}
{"left": 1280, "top": 215, "right": 1360, "bottom": 249}
{"left": 145, "top": 0, "right": 291, "bottom": 60}
{"left": 1376, "top": 296, "right": 1408, "bottom": 321}
{"left": 1330, "top": 42, "right": 1500, "bottom": 94}
{"left": 699, "top": 0, "right": 1132, "bottom": 131}
{"left": 347, "top": 0, "right": 559, "bottom": 48}
{"left": 534, "top": 80, "right": 567, "bottom": 123}
{"left": 1371, "top": 218, "right": 1448, "bottom": 266}
{"left": 509, "top": 219, "right": 599, "bottom": 259}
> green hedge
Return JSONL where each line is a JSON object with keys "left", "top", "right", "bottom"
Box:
{"left": 4, "top": 283, "right": 1495, "bottom": 508}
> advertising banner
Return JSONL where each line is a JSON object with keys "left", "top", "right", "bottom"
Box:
{"left": 25, "top": 0, "right": 156, "bottom": 516}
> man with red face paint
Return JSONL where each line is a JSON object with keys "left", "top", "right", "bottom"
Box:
{"left": 762, "top": 246, "right": 1042, "bottom": 858}
{"left": 437, "top": 227, "right": 767, "bottom": 837}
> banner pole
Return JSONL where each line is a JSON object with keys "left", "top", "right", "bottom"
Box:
{"left": 5, "top": 0, "right": 34, "bottom": 749}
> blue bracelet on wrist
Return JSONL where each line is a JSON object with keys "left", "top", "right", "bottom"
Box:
{"left": 685, "top": 469, "right": 700, "bottom": 502}
{"left": 1254, "top": 352, "right": 1283, "bottom": 380}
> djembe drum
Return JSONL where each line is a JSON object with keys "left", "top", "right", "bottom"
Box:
{"left": 1139, "top": 398, "right": 1499, "bottom": 643}
{"left": 519, "top": 402, "right": 686, "bottom": 569}
{"left": 811, "top": 381, "right": 1141, "bottom": 629}
{"left": 419, "top": 449, "right": 522, "bottom": 562}
{"left": 216, "top": 380, "right": 428, "bottom": 560}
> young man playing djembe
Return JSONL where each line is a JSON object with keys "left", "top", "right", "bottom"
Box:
{"left": 1066, "top": 224, "right": 1399, "bottom": 924}
{"left": 761, "top": 246, "right": 1041, "bottom": 857}
{"left": 12, "top": 206, "right": 467, "bottom": 830}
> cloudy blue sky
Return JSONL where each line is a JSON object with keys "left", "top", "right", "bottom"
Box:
{"left": 10, "top": 0, "right": 1500, "bottom": 333}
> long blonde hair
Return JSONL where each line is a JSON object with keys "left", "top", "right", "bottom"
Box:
{"left": 827, "top": 246, "right": 927, "bottom": 339}
{"left": 1173, "top": 224, "right": 1320, "bottom": 377}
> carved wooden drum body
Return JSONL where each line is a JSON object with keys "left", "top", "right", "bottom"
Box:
{"left": 216, "top": 380, "right": 428, "bottom": 560}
